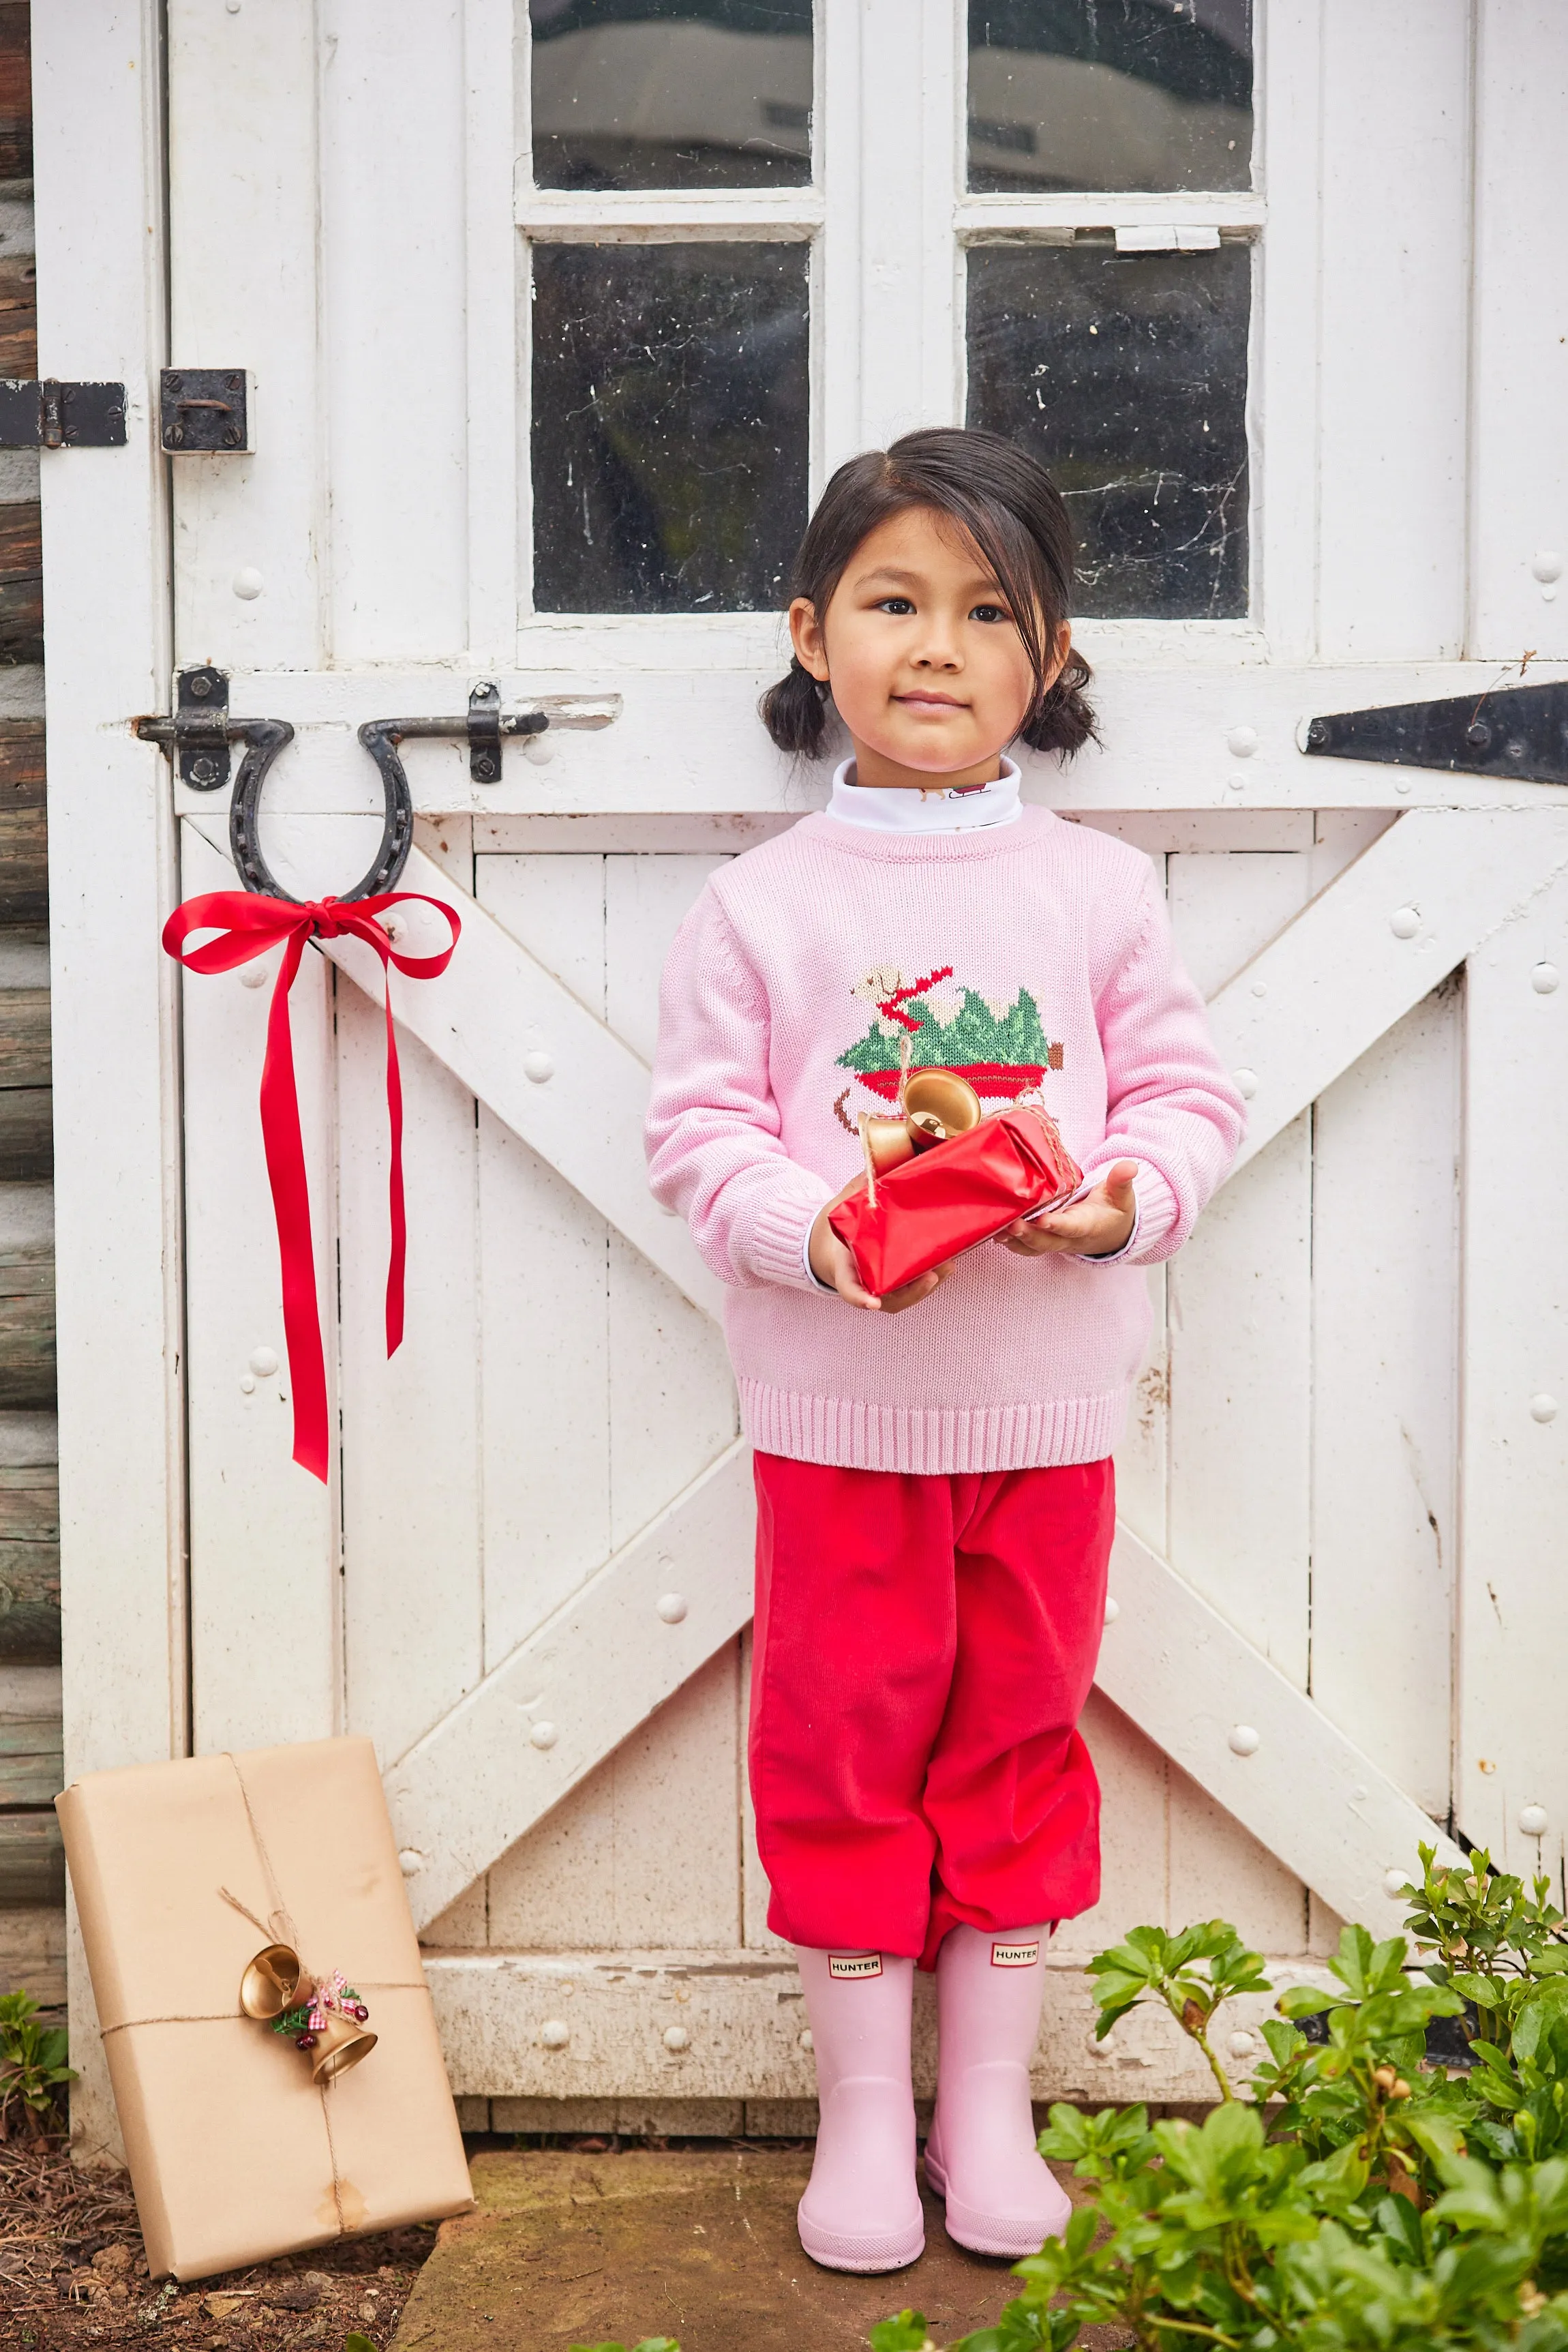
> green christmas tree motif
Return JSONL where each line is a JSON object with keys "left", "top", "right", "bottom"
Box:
{"left": 836, "top": 978, "right": 1061, "bottom": 1101}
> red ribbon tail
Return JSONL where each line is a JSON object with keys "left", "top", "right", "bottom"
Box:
{"left": 382, "top": 972, "right": 406, "bottom": 1357}
{"left": 258, "top": 929, "right": 331, "bottom": 1484}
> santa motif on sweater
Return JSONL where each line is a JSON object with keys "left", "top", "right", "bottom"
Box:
{"left": 833, "top": 962, "right": 1065, "bottom": 1128}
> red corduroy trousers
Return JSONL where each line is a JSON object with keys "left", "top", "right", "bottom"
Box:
{"left": 749, "top": 1451, "right": 1115, "bottom": 1971}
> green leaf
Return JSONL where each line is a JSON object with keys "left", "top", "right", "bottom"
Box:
{"left": 1402, "top": 2108, "right": 1469, "bottom": 2171}
{"left": 1374, "top": 2190, "right": 1425, "bottom": 2265}
{"left": 1516, "top": 1980, "right": 1568, "bottom": 2066}
{"left": 565, "top": 2342, "right": 680, "bottom": 2352}
{"left": 345, "top": 2338, "right": 379, "bottom": 2352}
{"left": 1450, "top": 1971, "right": 1505, "bottom": 2010}
{"left": 868, "top": 2316, "right": 934, "bottom": 2352}
{"left": 1278, "top": 1984, "right": 1338, "bottom": 2020}
{"left": 1296, "top": 2137, "right": 1370, "bottom": 2212}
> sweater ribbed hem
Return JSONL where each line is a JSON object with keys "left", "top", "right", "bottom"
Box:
{"left": 746, "top": 1184, "right": 830, "bottom": 1292}
{"left": 739, "top": 1380, "right": 1128, "bottom": 1473}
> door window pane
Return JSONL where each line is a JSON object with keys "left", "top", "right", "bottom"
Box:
{"left": 967, "top": 239, "right": 1250, "bottom": 617}
{"left": 968, "top": 1, "right": 1252, "bottom": 192}
{"left": 531, "top": 241, "right": 809, "bottom": 612}
{"left": 531, "top": 1, "right": 813, "bottom": 191}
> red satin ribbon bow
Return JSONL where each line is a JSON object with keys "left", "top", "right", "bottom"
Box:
{"left": 162, "top": 891, "right": 462, "bottom": 1483}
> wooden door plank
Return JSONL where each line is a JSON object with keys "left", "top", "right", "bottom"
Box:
{"left": 1166, "top": 852, "right": 1314, "bottom": 1948}
{"left": 337, "top": 992, "right": 485, "bottom": 1770}
{"left": 196, "top": 659, "right": 1568, "bottom": 818}
{"left": 1316, "top": 1, "right": 1470, "bottom": 660}
{"left": 167, "top": 0, "right": 324, "bottom": 669}
{"left": 602, "top": 856, "right": 742, "bottom": 1947}
{"left": 486, "top": 1651, "right": 745, "bottom": 1953}
{"left": 1456, "top": 863, "right": 1568, "bottom": 1871}
{"left": 603, "top": 856, "right": 738, "bottom": 1553}
{"left": 1099, "top": 1524, "right": 1465, "bottom": 1926}
{"left": 1312, "top": 988, "right": 1460, "bottom": 1821}
{"left": 474, "top": 857, "right": 614, "bottom": 1671}
{"left": 1214, "top": 810, "right": 1568, "bottom": 1172}
{"left": 36, "top": 0, "right": 184, "bottom": 2158}
{"left": 386, "top": 1441, "right": 755, "bottom": 1933}
{"left": 320, "top": 2, "right": 470, "bottom": 664}
{"left": 179, "top": 825, "right": 340, "bottom": 1752}
{"left": 1470, "top": 1, "right": 1568, "bottom": 663}
{"left": 1171, "top": 855, "right": 1314, "bottom": 1684}
{"left": 425, "top": 1945, "right": 1314, "bottom": 2107}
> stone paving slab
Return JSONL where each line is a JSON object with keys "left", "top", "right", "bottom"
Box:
{"left": 390, "top": 2149, "right": 1122, "bottom": 2352}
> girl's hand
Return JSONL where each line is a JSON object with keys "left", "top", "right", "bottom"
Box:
{"left": 995, "top": 1160, "right": 1139, "bottom": 1260}
{"left": 808, "top": 1180, "right": 956, "bottom": 1313}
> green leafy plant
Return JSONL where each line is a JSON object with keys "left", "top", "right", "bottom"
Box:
{"left": 869, "top": 2319, "right": 939, "bottom": 2351}
{"left": 893, "top": 1850, "right": 1568, "bottom": 2349}
{"left": 0, "top": 1987, "right": 74, "bottom": 2139}
{"left": 567, "top": 2340, "right": 680, "bottom": 2351}
{"left": 344, "top": 2337, "right": 377, "bottom": 2352}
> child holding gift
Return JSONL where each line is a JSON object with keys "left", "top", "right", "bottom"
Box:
{"left": 645, "top": 428, "right": 1243, "bottom": 2274}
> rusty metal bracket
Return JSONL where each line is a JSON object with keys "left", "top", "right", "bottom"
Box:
{"left": 1304, "top": 678, "right": 1568, "bottom": 786}
{"left": 160, "top": 368, "right": 251, "bottom": 452}
{"left": 134, "top": 666, "right": 238, "bottom": 790}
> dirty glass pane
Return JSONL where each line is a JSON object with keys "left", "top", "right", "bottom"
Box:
{"left": 531, "top": 241, "right": 809, "bottom": 612}
{"left": 967, "top": 239, "right": 1250, "bottom": 617}
{"left": 530, "top": 0, "right": 813, "bottom": 191}
{"left": 967, "top": 1, "right": 1252, "bottom": 192}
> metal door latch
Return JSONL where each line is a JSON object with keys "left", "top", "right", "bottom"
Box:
{"left": 136, "top": 670, "right": 621, "bottom": 905}
{"left": 1305, "top": 678, "right": 1568, "bottom": 786}
{"left": 0, "top": 378, "right": 126, "bottom": 449}
{"left": 160, "top": 369, "right": 252, "bottom": 452}
{"left": 134, "top": 666, "right": 253, "bottom": 790}
{"left": 364, "top": 681, "right": 549, "bottom": 788}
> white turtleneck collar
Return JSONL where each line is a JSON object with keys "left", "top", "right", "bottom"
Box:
{"left": 825, "top": 753, "right": 1024, "bottom": 835}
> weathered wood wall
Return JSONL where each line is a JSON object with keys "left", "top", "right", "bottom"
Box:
{"left": 0, "top": 1, "right": 65, "bottom": 2017}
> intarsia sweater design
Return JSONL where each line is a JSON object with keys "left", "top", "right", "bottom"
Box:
{"left": 645, "top": 805, "right": 1246, "bottom": 1474}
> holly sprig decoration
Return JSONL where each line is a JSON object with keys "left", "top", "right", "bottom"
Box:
{"left": 269, "top": 1974, "right": 370, "bottom": 2053}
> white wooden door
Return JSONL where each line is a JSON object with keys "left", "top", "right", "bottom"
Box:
{"left": 46, "top": 0, "right": 1568, "bottom": 2137}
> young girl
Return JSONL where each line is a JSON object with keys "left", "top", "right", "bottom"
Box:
{"left": 646, "top": 428, "right": 1243, "bottom": 2274}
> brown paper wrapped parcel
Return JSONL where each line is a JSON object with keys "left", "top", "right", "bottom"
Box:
{"left": 55, "top": 1734, "right": 474, "bottom": 2280}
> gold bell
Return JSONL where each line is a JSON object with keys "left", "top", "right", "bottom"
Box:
{"left": 239, "top": 1943, "right": 303, "bottom": 2021}
{"left": 902, "top": 1069, "right": 983, "bottom": 1146}
{"left": 307, "top": 2006, "right": 378, "bottom": 2083}
{"left": 861, "top": 1115, "right": 916, "bottom": 1176}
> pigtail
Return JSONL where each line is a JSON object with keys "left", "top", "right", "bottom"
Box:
{"left": 1021, "top": 643, "right": 1099, "bottom": 759}
{"left": 759, "top": 657, "right": 830, "bottom": 757}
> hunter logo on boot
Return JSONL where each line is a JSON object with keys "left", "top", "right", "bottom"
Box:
{"left": 828, "top": 1952, "right": 883, "bottom": 1979}
{"left": 990, "top": 1940, "right": 1040, "bottom": 1968}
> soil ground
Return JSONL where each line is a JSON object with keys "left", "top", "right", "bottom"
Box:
{"left": 389, "top": 2145, "right": 1132, "bottom": 2352}
{"left": 0, "top": 2132, "right": 1132, "bottom": 2352}
{"left": 0, "top": 2128, "right": 432, "bottom": 2352}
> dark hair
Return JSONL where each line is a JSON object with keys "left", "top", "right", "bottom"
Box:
{"left": 759, "top": 427, "right": 1098, "bottom": 761}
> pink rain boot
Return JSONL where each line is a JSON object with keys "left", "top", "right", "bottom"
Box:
{"left": 925, "top": 1925, "right": 1072, "bottom": 2257}
{"left": 794, "top": 1948, "right": 925, "bottom": 2273}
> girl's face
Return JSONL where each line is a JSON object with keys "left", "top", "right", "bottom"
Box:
{"left": 788, "top": 505, "right": 1066, "bottom": 789}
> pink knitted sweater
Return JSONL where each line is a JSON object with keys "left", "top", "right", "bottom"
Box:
{"left": 646, "top": 806, "right": 1244, "bottom": 1474}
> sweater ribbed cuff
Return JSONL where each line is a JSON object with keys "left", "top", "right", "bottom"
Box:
{"left": 747, "top": 1181, "right": 833, "bottom": 1292}
{"left": 1065, "top": 1158, "right": 1181, "bottom": 1266}
{"left": 1122, "top": 1164, "right": 1181, "bottom": 1263}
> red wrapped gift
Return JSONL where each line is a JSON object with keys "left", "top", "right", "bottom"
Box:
{"left": 828, "top": 1099, "right": 1082, "bottom": 1298}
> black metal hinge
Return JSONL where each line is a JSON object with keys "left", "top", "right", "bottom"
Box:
{"left": 0, "top": 379, "right": 127, "bottom": 449}
{"left": 1305, "top": 679, "right": 1568, "bottom": 786}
